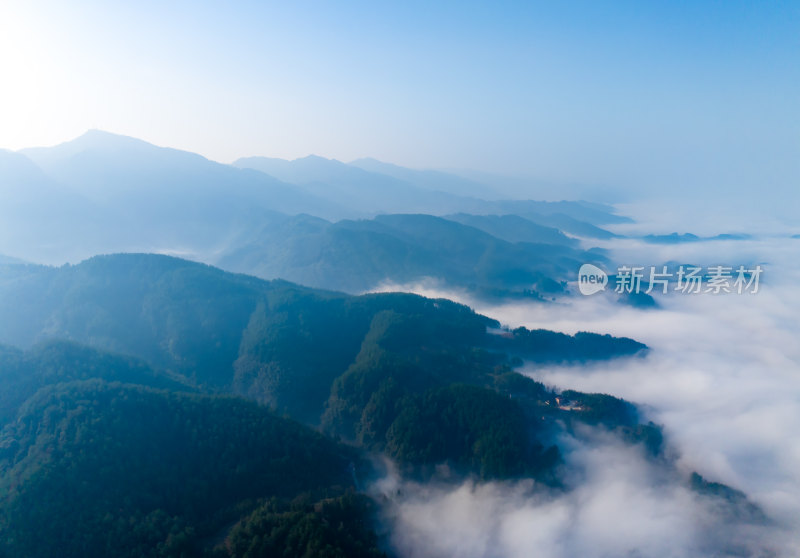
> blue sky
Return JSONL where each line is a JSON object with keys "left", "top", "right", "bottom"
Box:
{"left": 1, "top": 1, "right": 797, "bottom": 198}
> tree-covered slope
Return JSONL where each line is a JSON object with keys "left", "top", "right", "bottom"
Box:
{"left": 0, "top": 254, "right": 650, "bottom": 484}
{"left": 0, "top": 380, "right": 365, "bottom": 558}
{"left": 0, "top": 340, "right": 190, "bottom": 428}
{"left": 217, "top": 213, "right": 596, "bottom": 296}
{"left": 214, "top": 494, "right": 386, "bottom": 558}
{"left": 0, "top": 254, "right": 644, "bottom": 422}
{"left": 319, "top": 308, "right": 646, "bottom": 480}
{"left": 444, "top": 213, "right": 579, "bottom": 247}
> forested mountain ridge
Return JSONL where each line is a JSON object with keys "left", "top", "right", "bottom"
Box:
{"left": 215, "top": 212, "right": 600, "bottom": 296}
{"left": 0, "top": 339, "right": 191, "bottom": 428}
{"left": 0, "top": 254, "right": 644, "bottom": 416}
{"left": 0, "top": 254, "right": 764, "bottom": 556}
{"left": 0, "top": 380, "right": 373, "bottom": 558}
{"left": 0, "top": 254, "right": 651, "bottom": 483}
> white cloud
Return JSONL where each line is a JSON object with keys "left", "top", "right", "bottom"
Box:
{"left": 370, "top": 235, "right": 800, "bottom": 556}
{"left": 373, "top": 432, "right": 785, "bottom": 557}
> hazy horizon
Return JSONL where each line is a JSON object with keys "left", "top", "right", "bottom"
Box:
{"left": 7, "top": 127, "right": 798, "bottom": 230}
{"left": 2, "top": 1, "right": 797, "bottom": 205}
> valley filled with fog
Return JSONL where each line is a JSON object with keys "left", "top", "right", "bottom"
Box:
{"left": 372, "top": 219, "right": 800, "bottom": 557}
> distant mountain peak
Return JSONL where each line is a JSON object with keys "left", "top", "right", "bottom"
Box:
{"left": 293, "top": 154, "right": 348, "bottom": 169}
{"left": 54, "top": 129, "right": 154, "bottom": 152}
{"left": 19, "top": 130, "right": 168, "bottom": 173}
{"left": 81, "top": 128, "right": 131, "bottom": 140}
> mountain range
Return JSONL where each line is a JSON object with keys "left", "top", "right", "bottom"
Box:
{"left": 1, "top": 131, "right": 628, "bottom": 298}
{"left": 0, "top": 253, "right": 764, "bottom": 556}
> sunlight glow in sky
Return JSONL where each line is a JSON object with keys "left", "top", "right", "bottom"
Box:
{"left": 1, "top": 1, "right": 798, "bottom": 195}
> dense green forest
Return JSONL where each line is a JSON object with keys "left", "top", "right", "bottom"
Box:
{"left": 0, "top": 381, "right": 367, "bottom": 558}
{"left": 214, "top": 494, "right": 386, "bottom": 558}
{"left": 0, "top": 254, "right": 645, "bottom": 417}
{"left": 0, "top": 340, "right": 191, "bottom": 428}
{"left": 0, "top": 254, "right": 669, "bottom": 556}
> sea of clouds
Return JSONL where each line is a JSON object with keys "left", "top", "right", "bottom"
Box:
{"left": 370, "top": 215, "right": 800, "bottom": 557}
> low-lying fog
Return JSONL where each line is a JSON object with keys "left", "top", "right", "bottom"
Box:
{"left": 370, "top": 221, "right": 800, "bottom": 556}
